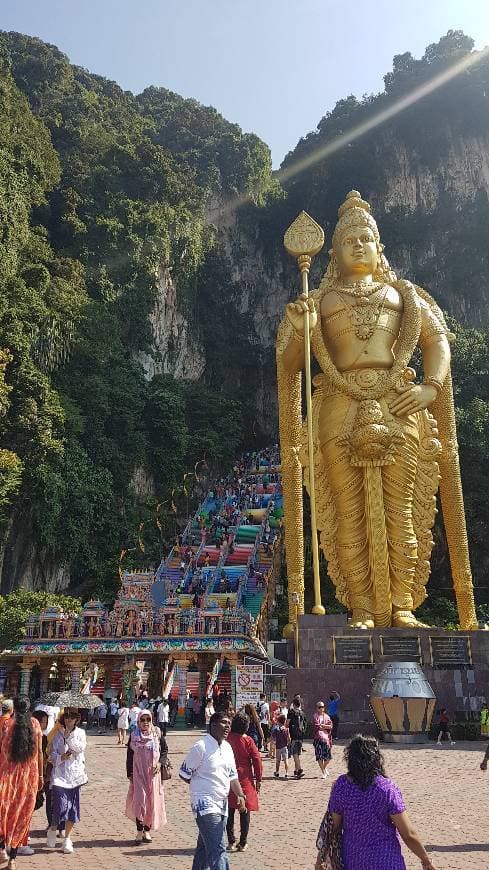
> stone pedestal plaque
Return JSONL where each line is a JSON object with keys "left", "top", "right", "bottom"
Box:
{"left": 380, "top": 635, "right": 422, "bottom": 663}
{"left": 430, "top": 635, "right": 472, "bottom": 668}
{"left": 333, "top": 635, "right": 373, "bottom": 665}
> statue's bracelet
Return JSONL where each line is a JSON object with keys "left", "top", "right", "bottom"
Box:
{"left": 422, "top": 376, "right": 443, "bottom": 394}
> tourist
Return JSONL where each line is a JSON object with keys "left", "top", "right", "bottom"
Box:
{"left": 269, "top": 701, "right": 279, "bottom": 759}
{"left": 313, "top": 701, "right": 333, "bottom": 778}
{"left": 97, "top": 700, "right": 108, "bottom": 734}
{"left": 47, "top": 708, "right": 87, "bottom": 854}
{"left": 0, "top": 696, "right": 43, "bottom": 869}
{"left": 256, "top": 693, "right": 270, "bottom": 753}
{"left": 226, "top": 713, "right": 262, "bottom": 853}
{"left": 244, "top": 703, "right": 263, "bottom": 749}
{"left": 278, "top": 697, "right": 288, "bottom": 717}
{"left": 179, "top": 711, "right": 245, "bottom": 870}
{"left": 109, "top": 698, "right": 119, "bottom": 730}
{"left": 271, "top": 714, "right": 290, "bottom": 779}
{"left": 287, "top": 694, "right": 307, "bottom": 779}
{"left": 128, "top": 702, "right": 140, "bottom": 733}
{"left": 117, "top": 700, "right": 130, "bottom": 746}
{"left": 480, "top": 700, "right": 489, "bottom": 737}
{"left": 0, "top": 699, "right": 13, "bottom": 725}
{"left": 327, "top": 691, "right": 341, "bottom": 740}
{"left": 480, "top": 742, "right": 489, "bottom": 770}
{"left": 435, "top": 708, "right": 455, "bottom": 746}
{"left": 204, "top": 698, "right": 214, "bottom": 730}
{"left": 316, "top": 734, "right": 437, "bottom": 870}
{"left": 156, "top": 698, "right": 169, "bottom": 737}
{"left": 125, "top": 709, "right": 167, "bottom": 844}
{"left": 192, "top": 695, "right": 201, "bottom": 728}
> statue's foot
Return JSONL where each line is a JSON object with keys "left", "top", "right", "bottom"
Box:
{"left": 348, "top": 610, "right": 375, "bottom": 630}
{"left": 391, "top": 609, "right": 428, "bottom": 629}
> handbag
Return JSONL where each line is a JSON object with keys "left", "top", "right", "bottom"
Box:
{"left": 160, "top": 752, "right": 172, "bottom": 781}
{"left": 34, "top": 789, "right": 45, "bottom": 811}
{"left": 316, "top": 809, "right": 344, "bottom": 870}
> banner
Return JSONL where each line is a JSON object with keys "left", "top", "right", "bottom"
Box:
{"left": 236, "top": 664, "right": 263, "bottom": 710}
{"left": 206, "top": 658, "right": 220, "bottom": 699}
{"left": 162, "top": 662, "right": 175, "bottom": 699}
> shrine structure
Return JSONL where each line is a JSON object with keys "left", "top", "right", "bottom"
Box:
{"left": 0, "top": 451, "right": 282, "bottom": 712}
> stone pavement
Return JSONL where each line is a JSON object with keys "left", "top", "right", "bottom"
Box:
{"left": 20, "top": 730, "right": 489, "bottom": 870}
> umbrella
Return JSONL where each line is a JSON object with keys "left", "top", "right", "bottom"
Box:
{"left": 37, "top": 690, "right": 103, "bottom": 710}
{"left": 35, "top": 691, "right": 60, "bottom": 707}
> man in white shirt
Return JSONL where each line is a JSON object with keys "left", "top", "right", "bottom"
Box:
{"left": 180, "top": 711, "right": 246, "bottom": 870}
{"left": 157, "top": 697, "right": 169, "bottom": 737}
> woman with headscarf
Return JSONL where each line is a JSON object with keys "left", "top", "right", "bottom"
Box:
{"left": 46, "top": 708, "right": 87, "bottom": 854}
{"left": 125, "top": 708, "right": 168, "bottom": 844}
{"left": 0, "top": 696, "right": 43, "bottom": 870}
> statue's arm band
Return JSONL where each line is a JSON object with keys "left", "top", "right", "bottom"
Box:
{"left": 422, "top": 376, "right": 444, "bottom": 394}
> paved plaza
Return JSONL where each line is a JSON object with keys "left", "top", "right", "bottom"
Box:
{"left": 19, "top": 730, "right": 489, "bottom": 870}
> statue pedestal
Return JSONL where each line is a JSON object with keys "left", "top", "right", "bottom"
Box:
{"left": 286, "top": 615, "right": 489, "bottom": 738}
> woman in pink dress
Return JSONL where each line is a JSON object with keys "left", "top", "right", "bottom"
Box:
{"left": 313, "top": 700, "right": 333, "bottom": 778}
{"left": 125, "top": 709, "right": 167, "bottom": 844}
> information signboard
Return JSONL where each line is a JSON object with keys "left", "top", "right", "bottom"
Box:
{"left": 333, "top": 635, "right": 373, "bottom": 665}
{"left": 380, "top": 635, "right": 422, "bottom": 663}
{"left": 430, "top": 636, "right": 472, "bottom": 668}
{"left": 236, "top": 663, "right": 264, "bottom": 709}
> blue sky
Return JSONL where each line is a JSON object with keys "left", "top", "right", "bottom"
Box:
{"left": 1, "top": 0, "right": 488, "bottom": 166}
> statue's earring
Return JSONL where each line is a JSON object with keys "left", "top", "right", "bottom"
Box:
{"left": 329, "top": 251, "right": 340, "bottom": 280}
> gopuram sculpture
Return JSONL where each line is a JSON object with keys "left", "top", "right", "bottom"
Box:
{"left": 277, "top": 190, "right": 478, "bottom": 632}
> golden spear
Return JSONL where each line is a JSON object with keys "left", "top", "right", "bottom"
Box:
{"left": 284, "top": 211, "right": 325, "bottom": 616}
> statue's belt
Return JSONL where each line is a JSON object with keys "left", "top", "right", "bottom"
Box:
{"left": 312, "top": 368, "right": 393, "bottom": 396}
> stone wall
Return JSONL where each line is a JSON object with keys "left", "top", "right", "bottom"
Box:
{"left": 286, "top": 615, "right": 489, "bottom": 737}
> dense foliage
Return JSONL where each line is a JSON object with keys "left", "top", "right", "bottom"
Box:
{"left": 0, "top": 31, "right": 277, "bottom": 601}
{"left": 0, "top": 589, "right": 81, "bottom": 648}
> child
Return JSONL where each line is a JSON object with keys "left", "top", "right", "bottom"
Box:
{"left": 436, "top": 708, "right": 455, "bottom": 745}
{"left": 272, "top": 714, "right": 290, "bottom": 779}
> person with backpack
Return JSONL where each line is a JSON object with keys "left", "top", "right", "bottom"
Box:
{"left": 287, "top": 694, "right": 307, "bottom": 779}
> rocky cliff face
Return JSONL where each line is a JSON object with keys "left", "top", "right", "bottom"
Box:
{"left": 150, "top": 127, "right": 489, "bottom": 437}
{"left": 139, "top": 265, "right": 205, "bottom": 381}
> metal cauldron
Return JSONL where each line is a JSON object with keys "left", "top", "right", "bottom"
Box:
{"left": 369, "top": 660, "right": 436, "bottom": 743}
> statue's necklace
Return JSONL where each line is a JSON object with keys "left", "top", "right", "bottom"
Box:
{"left": 335, "top": 284, "right": 388, "bottom": 341}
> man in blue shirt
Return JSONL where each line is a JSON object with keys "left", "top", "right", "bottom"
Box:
{"left": 327, "top": 692, "right": 341, "bottom": 739}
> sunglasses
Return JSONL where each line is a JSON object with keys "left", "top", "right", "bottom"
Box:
{"left": 139, "top": 717, "right": 152, "bottom": 722}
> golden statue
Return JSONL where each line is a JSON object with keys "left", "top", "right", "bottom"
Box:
{"left": 277, "top": 190, "right": 478, "bottom": 632}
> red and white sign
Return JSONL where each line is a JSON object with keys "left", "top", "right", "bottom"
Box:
{"left": 236, "top": 664, "right": 263, "bottom": 709}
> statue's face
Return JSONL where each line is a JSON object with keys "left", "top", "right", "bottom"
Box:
{"left": 335, "top": 224, "right": 378, "bottom": 278}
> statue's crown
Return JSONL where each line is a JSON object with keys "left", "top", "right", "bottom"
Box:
{"left": 333, "top": 189, "right": 379, "bottom": 246}
{"left": 337, "top": 190, "right": 372, "bottom": 218}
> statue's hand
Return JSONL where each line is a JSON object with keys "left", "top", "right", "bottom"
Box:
{"left": 389, "top": 384, "right": 438, "bottom": 417}
{"left": 285, "top": 293, "right": 317, "bottom": 336}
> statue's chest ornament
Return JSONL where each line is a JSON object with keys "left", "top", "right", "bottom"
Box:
{"left": 344, "top": 293, "right": 387, "bottom": 341}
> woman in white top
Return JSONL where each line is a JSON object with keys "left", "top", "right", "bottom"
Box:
{"left": 117, "top": 701, "right": 130, "bottom": 746}
{"left": 46, "top": 708, "right": 87, "bottom": 854}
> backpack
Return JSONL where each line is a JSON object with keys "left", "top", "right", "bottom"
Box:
{"left": 289, "top": 707, "right": 306, "bottom": 739}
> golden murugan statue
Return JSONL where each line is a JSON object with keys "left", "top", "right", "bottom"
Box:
{"left": 277, "top": 190, "right": 478, "bottom": 632}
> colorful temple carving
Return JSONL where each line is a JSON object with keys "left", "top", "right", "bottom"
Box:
{"left": 0, "top": 449, "right": 283, "bottom": 708}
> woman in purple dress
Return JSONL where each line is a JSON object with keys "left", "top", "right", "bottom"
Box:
{"left": 317, "top": 735, "right": 436, "bottom": 870}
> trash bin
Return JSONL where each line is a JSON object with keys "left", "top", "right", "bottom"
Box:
{"left": 369, "top": 660, "right": 436, "bottom": 743}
